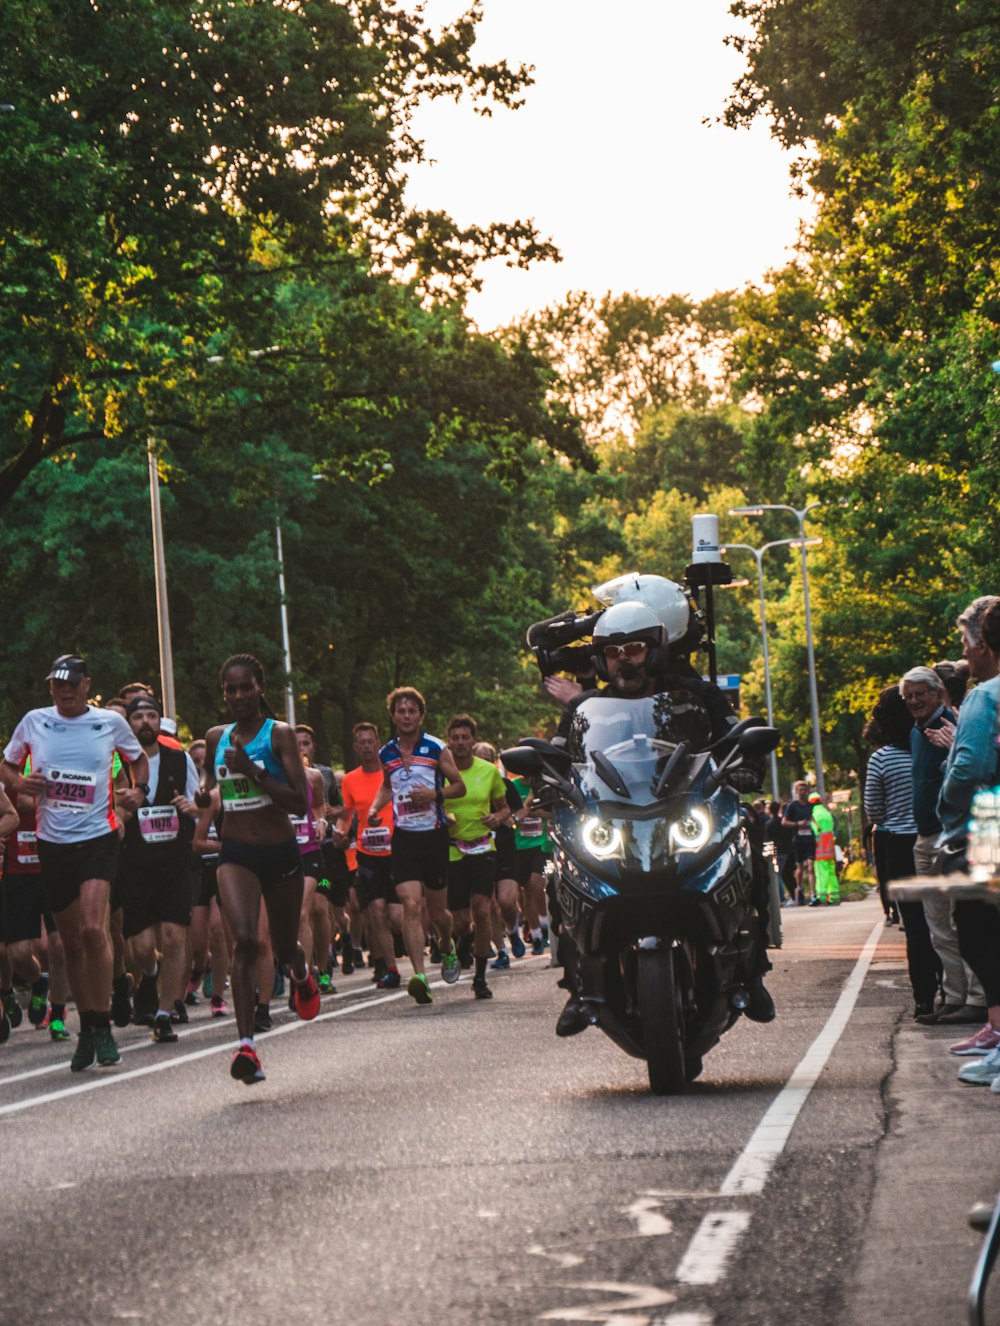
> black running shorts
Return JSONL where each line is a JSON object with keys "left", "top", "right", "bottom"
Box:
{"left": 1, "top": 872, "right": 57, "bottom": 943}
{"left": 118, "top": 859, "right": 193, "bottom": 938}
{"left": 354, "top": 854, "right": 395, "bottom": 908}
{"left": 217, "top": 837, "right": 302, "bottom": 892}
{"left": 390, "top": 826, "right": 449, "bottom": 891}
{"left": 446, "top": 853, "right": 497, "bottom": 912}
{"left": 37, "top": 832, "right": 120, "bottom": 916}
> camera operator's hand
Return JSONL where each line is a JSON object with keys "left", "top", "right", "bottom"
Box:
{"left": 544, "top": 675, "right": 583, "bottom": 705}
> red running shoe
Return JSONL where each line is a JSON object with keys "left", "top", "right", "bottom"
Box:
{"left": 293, "top": 972, "right": 321, "bottom": 1021}
{"left": 230, "top": 1046, "right": 265, "bottom": 1085}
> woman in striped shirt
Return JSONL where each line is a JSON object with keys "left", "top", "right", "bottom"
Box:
{"left": 864, "top": 686, "right": 942, "bottom": 1016}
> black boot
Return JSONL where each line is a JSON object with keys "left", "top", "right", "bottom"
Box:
{"left": 744, "top": 974, "right": 776, "bottom": 1023}
{"left": 555, "top": 996, "right": 595, "bottom": 1038}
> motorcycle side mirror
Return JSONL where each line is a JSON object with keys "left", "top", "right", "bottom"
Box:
{"left": 737, "top": 726, "right": 780, "bottom": 757}
{"left": 709, "top": 716, "right": 765, "bottom": 753}
{"left": 500, "top": 746, "right": 545, "bottom": 777}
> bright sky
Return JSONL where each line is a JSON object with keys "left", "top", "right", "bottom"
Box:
{"left": 406, "top": 0, "right": 813, "bottom": 330}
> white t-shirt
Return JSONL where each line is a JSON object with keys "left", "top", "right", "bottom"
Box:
{"left": 4, "top": 706, "right": 142, "bottom": 844}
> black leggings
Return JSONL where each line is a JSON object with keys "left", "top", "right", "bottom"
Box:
{"left": 955, "top": 900, "right": 1000, "bottom": 1008}
{"left": 873, "top": 829, "right": 941, "bottom": 1006}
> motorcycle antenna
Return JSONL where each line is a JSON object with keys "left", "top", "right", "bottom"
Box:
{"left": 685, "top": 514, "right": 733, "bottom": 684}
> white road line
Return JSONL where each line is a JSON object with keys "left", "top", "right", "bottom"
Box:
{"left": 674, "top": 1212, "right": 752, "bottom": 1286}
{"left": 0, "top": 988, "right": 412, "bottom": 1118}
{"left": 0, "top": 954, "right": 552, "bottom": 1093}
{"left": 0, "top": 983, "right": 380, "bottom": 1089}
{"left": 719, "top": 916, "right": 884, "bottom": 1196}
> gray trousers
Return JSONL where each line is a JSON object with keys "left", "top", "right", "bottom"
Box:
{"left": 915, "top": 833, "right": 985, "bottom": 1006}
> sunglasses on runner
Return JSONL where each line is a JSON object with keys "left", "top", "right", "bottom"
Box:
{"left": 602, "top": 640, "right": 649, "bottom": 662}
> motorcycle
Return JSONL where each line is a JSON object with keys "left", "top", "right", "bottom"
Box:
{"left": 501, "top": 693, "right": 780, "bottom": 1095}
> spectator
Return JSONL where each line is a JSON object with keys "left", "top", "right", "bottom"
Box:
{"left": 863, "top": 687, "right": 940, "bottom": 1018}
{"left": 947, "top": 598, "right": 1000, "bottom": 1069}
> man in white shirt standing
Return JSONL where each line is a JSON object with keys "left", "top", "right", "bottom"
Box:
{"left": 1, "top": 655, "right": 149, "bottom": 1071}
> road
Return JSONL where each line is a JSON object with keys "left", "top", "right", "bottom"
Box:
{"left": 0, "top": 894, "right": 992, "bottom": 1326}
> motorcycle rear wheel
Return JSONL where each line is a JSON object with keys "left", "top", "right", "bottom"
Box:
{"left": 638, "top": 948, "right": 686, "bottom": 1095}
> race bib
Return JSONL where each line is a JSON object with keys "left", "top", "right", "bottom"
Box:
{"left": 15, "top": 830, "right": 39, "bottom": 867}
{"left": 290, "top": 815, "right": 311, "bottom": 846}
{"left": 394, "top": 794, "right": 422, "bottom": 821}
{"left": 520, "top": 816, "right": 543, "bottom": 839}
{"left": 137, "top": 805, "right": 180, "bottom": 843}
{"left": 216, "top": 762, "right": 272, "bottom": 812}
{"left": 45, "top": 769, "right": 98, "bottom": 812}
{"left": 456, "top": 834, "right": 492, "bottom": 856}
{"left": 360, "top": 825, "right": 391, "bottom": 853}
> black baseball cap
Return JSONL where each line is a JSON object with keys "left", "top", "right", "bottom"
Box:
{"left": 46, "top": 655, "right": 88, "bottom": 684}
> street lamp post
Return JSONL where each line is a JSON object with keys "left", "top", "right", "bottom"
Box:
{"left": 147, "top": 443, "right": 176, "bottom": 718}
{"left": 730, "top": 503, "right": 826, "bottom": 800}
{"left": 274, "top": 516, "right": 296, "bottom": 727}
{"left": 723, "top": 537, "right": 821, "bottom": 802}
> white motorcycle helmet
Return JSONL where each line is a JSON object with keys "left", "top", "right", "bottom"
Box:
{"left": 592, "top": 600, "right": 666, "bottom": 681}
{"left": 591, "top": 573, "right": 692, "bottom": 645}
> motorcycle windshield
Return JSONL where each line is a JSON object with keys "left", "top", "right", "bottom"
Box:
{"left": 567, "top": 693, "right": 711, "bottom": 804}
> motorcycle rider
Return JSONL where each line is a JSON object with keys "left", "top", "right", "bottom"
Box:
{"left": 551, "top": 596, "right": 776, "bottom": 1036}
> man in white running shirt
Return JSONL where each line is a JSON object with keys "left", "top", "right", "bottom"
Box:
{"left": 1, "top": 655, "right": 148, "bottom": 1071}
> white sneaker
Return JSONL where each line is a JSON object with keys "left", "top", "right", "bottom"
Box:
{"left": 990, "top": 1074, "right": 1000, "bottom": 1094}
{"left": 958, "top": 1046, "right": 1000, "bottom": 1085}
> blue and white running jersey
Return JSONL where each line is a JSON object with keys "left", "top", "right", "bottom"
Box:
{"left": 378, "top": 731, "right": 446, "bottom": 832}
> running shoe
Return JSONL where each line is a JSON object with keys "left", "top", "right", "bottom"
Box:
{"left": 202, "top": 970, "right": 214, "bottom": 998}
{"left": 0, "top": 1007, "right": 10, "bottom": 1045}
{"left": 407, "top": 973, "right": 433, "bottom": 1005}
{"left": 2, "top": 990, "right": 23, "bottom": 1029}
{"left": 541, "top": 924, "right": 550, "bottom": 947}
{"left": 171, "top": 999, "right": 190, "bottom": 1025}
{"left": 456, "top": 934, "right": 474, "bottom": 970}
{"left": 950, "top": 1025, "right": 1000, "bottom": 1056}
{"left": 184, "top": 977, "right": 201, "bottom": 1006}
{"left": 231, "top": 1046, "right": 266, "bottom": 1085}
{"left": 317, "top": 972, "right": 334, "bottom": 995}
{"left": 49, "top": 1019, "right": 71, "bottom": 1042}
{"left": 531, "top": 936, "right": 545, "bottom": 956}
{"left": 28, "top": 974, "right": 49, "bottom": 1026}
{"left": 111, "top": 973, "right": 133, "bottom": 1028}
{"left": 376, "top": 969, "right": 401, "bottom": 990}
{"left": 210, "top": 996, "right": 229, "bottom": 1018}
{"left": 152, "top": 1013, "right": 178, "bottom": 1044}
{"left": 95, "top": 1027, "right": 121, "bottom": 1066}
{"left": 272, "top": 966, "right": 286, "bottom": 998}
{"left": 491, "top": 950, "right": 510, "bottom": 971}
{"left": 509, "top": 930, "right": 526, "bottom": 959}
{"left": 254, "top": 1003, "right": 272, "bottom": 1033}
{"left": 429, "top": 938, "right": 442, "bottom": 964}
{"left": 472, "top": 977, "right": 493, "bottom": 1001}
{"left": 340, "top": 948, "right": 355, "bottom": 976}
{"left": 70, "top": 1029, "right": 97, "bottom": 1072}
{"left": 292, "top": 972, "right": 321, "bottom": 1021}
{"left": 440, "top": 945, "right": 461, "bottom": 985}
{"left": 958, "top": 1047, "right": 1000, "bottom": 1085}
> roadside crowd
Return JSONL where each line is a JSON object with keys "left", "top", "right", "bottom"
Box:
{"left": 861, "top": 594, "right": 1000, "bottom": 1092}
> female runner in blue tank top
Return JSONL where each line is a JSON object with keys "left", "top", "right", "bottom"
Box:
{"left": 197, "top": 654, "right": 320, "bottom": 1084}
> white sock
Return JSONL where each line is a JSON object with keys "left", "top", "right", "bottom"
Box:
{"left": 239, "top": 1036, "right": 256, "bottom": 1051}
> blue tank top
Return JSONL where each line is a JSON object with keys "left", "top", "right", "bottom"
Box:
{"left": 215, "top": 719, "right": 287, "bottom": 812}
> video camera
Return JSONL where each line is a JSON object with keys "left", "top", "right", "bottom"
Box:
{"left": 526, "top": 610, "right": 603, "bottom": 680}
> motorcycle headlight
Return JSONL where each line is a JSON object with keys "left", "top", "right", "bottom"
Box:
{"left": 582, "top": 816, "right": 623, "bottom": 860}
{"left": 669, "top": 807, "right": 711, "bottom": 853}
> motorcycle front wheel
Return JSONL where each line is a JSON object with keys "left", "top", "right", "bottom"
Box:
{"left": 637, "top": 947, "right": 686, "bottom": 1095}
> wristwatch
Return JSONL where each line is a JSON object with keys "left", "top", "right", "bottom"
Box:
{"left": 136, "top": 782, "right": 150, "bottom": 796}
{"left": 250, "top": 767, "right": 266, "bottom": 785}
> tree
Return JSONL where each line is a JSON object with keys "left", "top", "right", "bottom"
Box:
{"left": 0, "top": 0, "right": 553, "bottom": 508}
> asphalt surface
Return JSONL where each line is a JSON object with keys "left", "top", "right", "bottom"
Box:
{"left": 0, "top": 894, "right": 996, "bottom": 1326}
